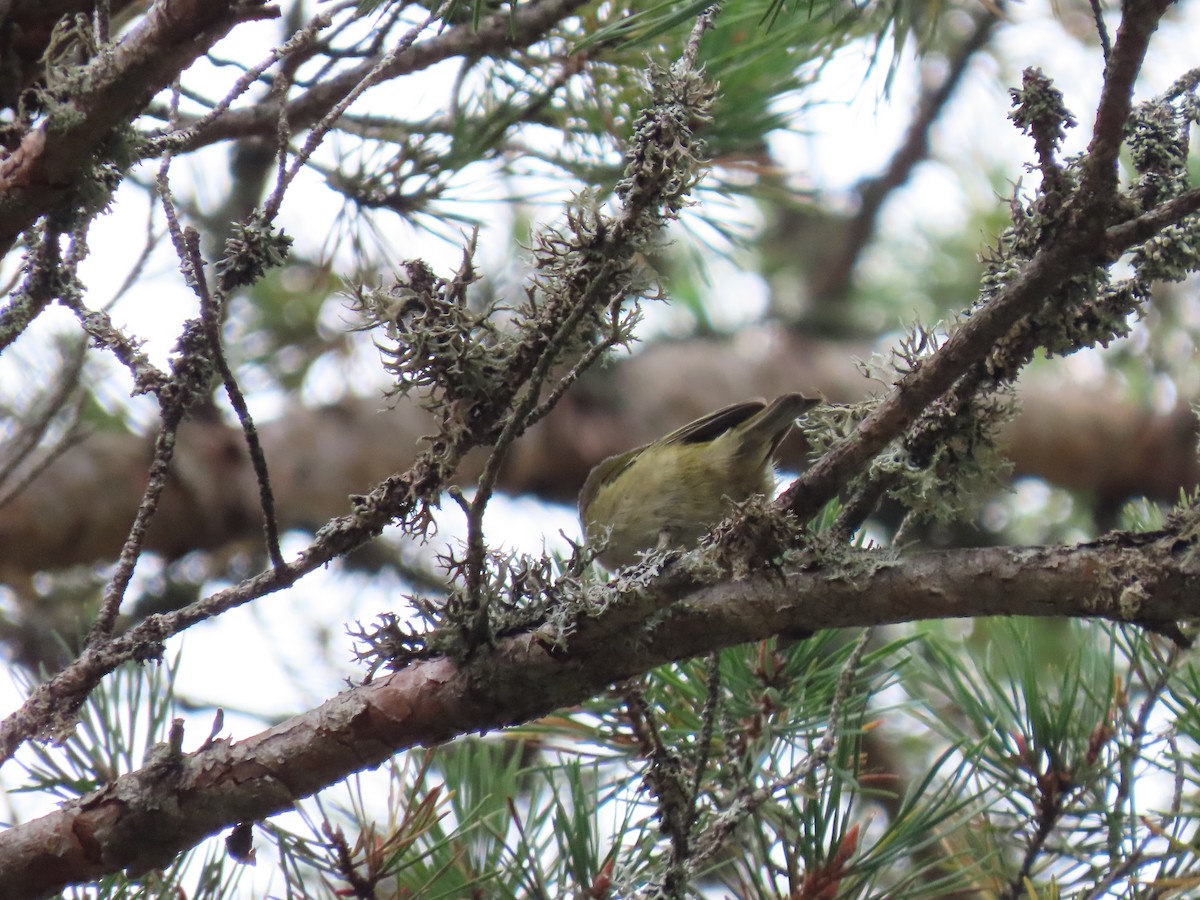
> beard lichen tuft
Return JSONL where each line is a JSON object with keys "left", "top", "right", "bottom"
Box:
{"left": 705, "top": 495, "right": 809, "bottom": 582}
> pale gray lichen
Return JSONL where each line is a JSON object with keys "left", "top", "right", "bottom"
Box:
{"left": 1117, "top": 579, "right": 1150, "bottom": 621}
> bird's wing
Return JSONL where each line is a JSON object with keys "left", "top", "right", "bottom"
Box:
{"left": 661, "top": 400, "right": 766, "bottom": 446}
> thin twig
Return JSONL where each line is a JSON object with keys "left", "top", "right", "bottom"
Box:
{"left": 0, "top": 340, "right": 89, "bottom": 509}
{"left": 61, "top": 303, "right": 169, "bottom": 396}
{"left": 623, "top": 683, "right": 693, "bottom": 892}
{"left": 0, "top": 222, "right": 61, "bottom": 355}
{"left": 1089, "top": 0, "right": 1112, "bottom": 62}
{"left": 524, "top": 304, "right": 636, "bottom": 429}
{"left": 682, "top": 4, "right": 721, "bottom": 71}
{"left": 688, "top": 652, "right": 722, "bottom": 828}
{"left": 93, "top": 0, "right": 111, "bottom": 46}
{"left": 176, "top": 0, "right": 592, "bottom": 152}
{"left": 188, "top": 229, "right": 286, "bottom": 571}
{"left": 459, "top": 252, "right": 631, "bottom": 649}
{"left": 1116, "top": 640, "right": 1180, "bottom": 813}
{"left": 87, "top": 403, "right": 188, "bottom": 643}
{"left": 262, "top": 15, "right": 438, "bottom": 221}
{"left": 1004, "top": 800, "right": 1061, "bottom": 900}
{"left": 151, "top": 9, "right": 336, "bottom": 156}
{"left": 1103, "top": 185, "right": 1200, "bottom": 258}
{"left": 158, "top": 95, "right": 287, "bottom": 571}
{"left": 81, "top": 161, "right": 194, "bottom": 615}
{"left": 830, "top": 478, "right": 892, "bottom": 544}
{"left": 1158, "top": 66, "right": 1200, "bottom": 103}
{"left": 56, "top": 200, "right": 169, "bottom": 394}
{"left": 1083, "top": 836, "right": 1151, "bottom": 899}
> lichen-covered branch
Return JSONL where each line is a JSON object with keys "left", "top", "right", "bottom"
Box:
{"left": 0, "top": 0, "right": 280, "bottom": 254}
{"left": 781, "top": 0, "right": 1191, "bottom": 526}
{"left": 0, "top": 530, "right": 1196, "bottom": 898}
{"left": 0, "top": 15, "right": 717, "bottom": 764}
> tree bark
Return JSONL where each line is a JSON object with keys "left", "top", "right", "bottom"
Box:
{"left": 0, "top": 0, "right": 278, "bottom": 254}
{"left": 0, "top": 531, "right": 1193, "bottom": 898}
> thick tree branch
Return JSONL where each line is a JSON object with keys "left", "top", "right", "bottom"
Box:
{"left": 0, "top": 1, "right": 142, "bottom": 108}
{"left": 0, "top": 0, "right": 279, "bottom": 255}
{"left": 0, "top": 531, "right": 1195, "bottom": 897}
{"left": 1077, "top": 0, "right": 1172, "bottom": 206}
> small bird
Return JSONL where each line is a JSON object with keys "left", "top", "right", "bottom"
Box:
{"left": 578, "top": 393, "right": 821, "bottom": 569}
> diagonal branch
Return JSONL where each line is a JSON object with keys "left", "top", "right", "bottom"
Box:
{"left": 1076, "top": 0, "right": 1174, "bottom": 207}
{"left": 780, "top": 0, "right": 1174, "bottom": 524}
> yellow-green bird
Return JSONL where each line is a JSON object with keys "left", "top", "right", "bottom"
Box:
{"left": 578, "top": 393, "right": 821, "bottom": 569}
